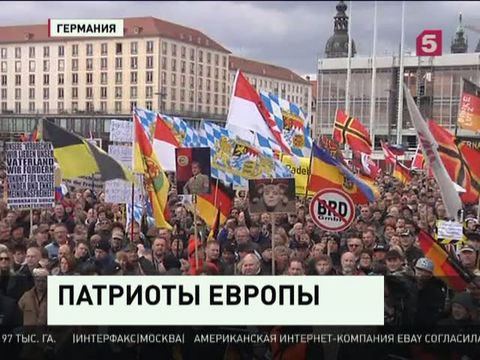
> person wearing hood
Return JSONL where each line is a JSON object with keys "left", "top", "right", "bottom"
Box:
{"left": 94, "top": 239, "right": 115, "bottom": 275}
{"left": 439, "top": 292, "right": 479, "bottom": 326}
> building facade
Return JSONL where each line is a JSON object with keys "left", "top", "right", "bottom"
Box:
{"left": 0, "top": 17, "right": 231, "bottom": 119}
{"left": 317, "top": 53, "right": 480, "bottom": 149}
{"left": 229, "top": 56, "right": 312, "bottom": 126}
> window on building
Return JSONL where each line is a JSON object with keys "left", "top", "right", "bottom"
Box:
{"left": 15, "top": 61, "right": 21, "bottom": 72}
{"left": 161, "top": 57, "right": 167, "bottom": 70}
{"left": 15, "top": 88, "right": 21, "bottom": 100}
{"left": 72, "top": 102, "right": 78, "bottom": 111}
{"left": 29, "top": 61, "right": 35, "bottom": 72}
{"left": 43, "top": 60, "right": 49, "bottom": 72}
{"left": 58, "top": 74, "right": 64, "bottom": 85}
{"left": 15, "top": 75, "right": 21, "bottom": 86}
{"left": 86, "top": 73, "right": 93, "bottom": 84}
{"left": 131, "top": 57, "right": 137, "bottom": 69}
{"left": 162, "top": 42, "right": 167, "bottom": 55}
{"left": 146, "top": 71, "right": 153, "bottom": 83}
{"left": 58, "top": 101, "right": 64, "bottom": 112}
{"left": 206, "top": 80, "right": 211, "bottom": 91}
{"left": 115, "top": 101, "right": 122, "bottom": 113}
{"left": 72, "top": 88, "right": 78, "bottom": 99}
{"left": 0, "top": 62, "right": 6, "bottom": 72}
{"left": 101, "top": 72, "right": 107, "bottom": 84}
{"left": 29, "top": 47, "right": 35, "bottom": 58}
{"left": 29, "top": 102, "right": 35, "bottom": 112}
{"left": 101, "top": 87, "right": 107, "bottom": 98}
{"left": 207, "top": 66, "right": 211, "bottom": 77}
{"left": 214, "top": 81, "right": 218, "bottom": 92}
{"left": 198, "top": 79, "right": 203, "bottom": 90}
{"left": 85, "top": 43, "right": 92, "bottom": 56}
{"left": 1, "top": 102, "right": 6, "bottom": 112}
{"left": 72, "top": 73, "right": 78, "bottom": 85}
{"left": 146, "top": 86, "right": 153, "bottom": 98}
{"left": 222, "top": 95, "right": 226, "bottom": 106}
{"left": 130, "top": 41, "right": 138, "bottom": 55}
{"left": 190, "top": 48, "right": 195, "bottom": 60}
{"left": 189, "top": 76, "right": 194, "bottom": 89}
{"left": 181, "top": 46, "right": 186, "bottom": 58}
{"left": 171, "top": 44, "right": 177, "bottom": 56}
{"left": 116, "top": 43, "right": 122, "bottom": 55}
{"left": 130, "top": 101, "right": 137, "bottom": 111}
{"left": 115, "top": 57, "right": 122, "bottom": 69}
{"left": 28, "top": 74, "right": 34, "bottom": 85}
{"left": 171, "top": 59, "right": 176, "bottom": 72}
{"left": 115, "top": 87, "right": 122, "bottom": 98}
{"left": 1, "top": 75, "right": 7, "bottom": 86}
{"left": 43, "top": 88, "right": 49, "bottom": 99}
{"left": 1, "top": 48, "right": 7, "bottom": 59}
{"left": 115, "top": 72, "right": 122, "bottom": 84}
{"left": 58, "top": 59, "right": 64, "bottom": 71}
{"left": 101, "top": 58, "right": 107, "bottom": 70}
{"left": 14, "top": 47, "right": 21, "bottom": 58}
{"left": 146, "top": 41, "right": 154, "bottom": 53}
{"left": 130, "top": 86, "right": 137, "bottom": 99}
{"left": 1, "top": 89, "right": 6, "bottom": 99}
{"left": 43, "top": 74, "right": 49, "bottom": 85}
{"left": 86, "top": 102, "right": 94, "bottom": 112}
{"left": 100, "top": 101, "right": 107, "bottom": 112}
{"left": 101, "top": 43, "right": 108, "bottom": 55}
{"left": 214, "top": 68, "right": 218, "bottom": 79}
{"left": 86, "top": 59, "right": 93, "bottom": 70}
{"left": 198, "top": 64, "right": 203, "bottom": 76}
{"left": 72, "top": 59, "right": 78, "bottom": 71}
{"left": 207, "top": 52, "right": 211, "bottom": 64}
{"left": 58, "top": 88, "right": 64, "bottom": 99}
{"left": 146, "top": 101, "right": 153, "bottom": 110}
{"left": 214, "top": 54, "right": 219, "bottom": 66}
{"left": 58, "top": 45, "right": 64, "bottom": 57}
{"left": 72, "top": 44, "right": 78, "bottom": 57}
{"left": 199, "top": 50, "right": 203, "bottom": 62}
{"left": 130, "top": 71, "right": 137, "bottom": 84}
{"left": 181, "top": 75, "right": 185, "bottom": 87}
{"left": 161, "top": 72, "right": 166, "bottom": 85}
{"left": 42, "top": 102, "right": 49, "bottom": 113}
{"left": 180, "top": 89, "right": 185, "bottom": 101}
{"left": 15, "top": 102, "right": 21, "bottom": 113}
{"left": 189, "top": 91, "right": 194, "bottom": 102}
{"left": 146, "top": 56, "right": 153, "bottom": 69}
{"left": 86, "top": 87, "right": 93, "bottom": 98}
{"left": 43, "top": 46, "right": 49, "bottom": 57}
{"left": 171, "top": 90, "right": 176, "bottom": 101}
{"left": 171, "top": 73, "right": 176, "bottom": 86}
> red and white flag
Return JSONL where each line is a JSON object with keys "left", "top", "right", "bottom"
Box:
{"left": 152, "top": 114, "right": 180, "bottom": 172}
{"left": 380, "top": 140, "right": 397, "bottom": 165}
{"left": 226, "top": 70, "right": 293, "bottom": 155}
{"left": 411, "top": 144, "right": 425, "bottom": 170}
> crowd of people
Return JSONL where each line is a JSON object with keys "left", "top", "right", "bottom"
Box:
{"left": 1, "top": 158, "right": 480, "bottom": 358}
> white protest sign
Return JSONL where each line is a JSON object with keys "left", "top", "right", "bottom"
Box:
{"left": 437, "top": 220, "right": 464, "bottom": 241}
{"left": 5, "top": 142, "right": 55, "bottom": 209}
{"left": 63, "top": 174, "right": 104, "bottom": 193}
{"left": 105, "top": 145, "right": 142, "bottom": 204}
{"left": 309, "top": 188, "right": 355, "bottom": 232}
{"left": 109, "top": 120, "right": 133, "bottom": 143}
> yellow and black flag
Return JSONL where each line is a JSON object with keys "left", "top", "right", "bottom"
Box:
{"left": 42, "top": 120, "right": 132, "bottom": 181}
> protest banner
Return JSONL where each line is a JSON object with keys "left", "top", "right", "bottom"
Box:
{"left": 109, "top": 120, "right": 133, "bottom": 143}
{"left": 105, "top": 145, "right": 142, "bottom": 204}
{"left": 5, "top": 142, "right": 55, "bottom": 209}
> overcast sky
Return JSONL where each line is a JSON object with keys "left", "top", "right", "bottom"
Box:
{"left": 1, "top": 1, "right": 479, "bottom": 76}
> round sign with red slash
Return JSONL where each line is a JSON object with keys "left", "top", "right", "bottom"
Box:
{"left": 309, "top": 188, "right": 355, "bottom": 232}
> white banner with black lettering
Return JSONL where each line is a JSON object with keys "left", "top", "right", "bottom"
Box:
{"left": 48, "top": 276, "right": 384, "bottom": 326}
{"left": 109, "top": 120, "right": 133, "bottom": 143}
{"left": 105, "top": 145, "right": 142, "bottom": 204}
{"left": 5, "top": 142, "right": 55, "bottom": 209}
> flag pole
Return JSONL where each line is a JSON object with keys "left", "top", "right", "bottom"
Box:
{"left": 303, "top": 148, "right": 313, "bottom": 205}
{"left": 271, "top": 215, "right": 275, "bottom": 276}
{"left": 396, "top": 0, "right": 406, "bottom": 145}
{"left": 193, "top": 194, "right": 199, "bottom": 270}
{"left": 369, "top": 1, "right": 378, "bottom": 152}
{"left": 345, "top": 0, "right": 353, "bottom": 115}
{"left": 29, "top": 207, "right": 33, "bottom": 238}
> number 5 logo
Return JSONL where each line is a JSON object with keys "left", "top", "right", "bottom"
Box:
{"left": 416, "top": 30, "right": 442, "bottom": 56}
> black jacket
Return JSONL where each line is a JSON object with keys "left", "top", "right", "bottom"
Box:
{"left": 415, "top": 277, "right": 446, "bottom": 326}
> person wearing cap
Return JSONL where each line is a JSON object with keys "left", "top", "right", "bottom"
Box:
{"left": 94, "top": 239, "right": 115, "bottom": 275}
{"left": 438, "top": 292, "right": 479, "bottom": 326}
{"left": 259, "top": 242, "right": 272, "bottom": 275}
{"left": 109, "top": 229, "right": 125, "bottom": 255}
{"left": 458, "top": 244, "right": 480, "bottom": 276}
{"left": 18, "top": 267, "right": 48, "bottom": 326}
{"left": 398, "top": 229, "right": 424, "bottom": 268}
{"left": 373, "top": 243, "right": 389, "bottom": 263}
{"left": 123, "top": 243, "right": 158, "bottom": 276}
{"left": 414, "top": 257, "right": 446, "bottom": 326}
{"left": 385, "top": 249, "right": 411, "bottom": 275}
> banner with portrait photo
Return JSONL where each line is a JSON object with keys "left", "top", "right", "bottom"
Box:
{"left": 175, "top": 147, "right": 211, "bottom": 195}
{"left": 248, "top": 178, "right": 296, "bottom": 214}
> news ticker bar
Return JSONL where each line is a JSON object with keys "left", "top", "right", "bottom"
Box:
{"left": 48, "top": 19, "right": 124, "bottom": 37}
{"left": 47, "top": 276, "right": 384, "bottom": 326}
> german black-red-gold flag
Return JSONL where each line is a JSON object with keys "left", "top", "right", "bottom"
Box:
{"left": 392, "top": 161, "right": 412, "bottom": 184}
{"left": 333, "top": 109, "right": 372, "bottom": 155}
{"left": 457, "top": 78, "right": 480, "bottom": 132}
{"left": 428, "top": 119, "right": 480, "bottom": 204}
{"left": 197, "top": 180, "right": 234, "bottom": 230}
